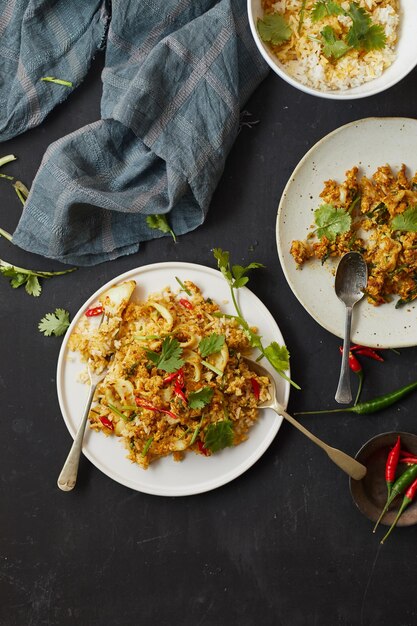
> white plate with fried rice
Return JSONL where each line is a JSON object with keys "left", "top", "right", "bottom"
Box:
{"left": 276, "top": 117, "right": 417, "bottom": 348}
{"left": 57, "top": 262, "right": 290, "bottom": 496}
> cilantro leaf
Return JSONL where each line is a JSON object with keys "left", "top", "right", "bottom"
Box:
{"left": 231, "top": 263, "right": 265, "bottom": 288}
{"left": 198, "top": 333, "right": 225, "bottom": 358}
{"left": 188, "top": 387, "right": 214, "bottom": 410}
{"left": 391, "top": 206, "right": 417, "bottom": 232}
{"left": 346, "top": 2, "right": 386, "bottom": 51}
{"left": 38, "top": 309, "right": 71, "bottom": 336}
{"left": 146, "top": 214, "right": 177, "bottom": 243}
{"left": 204, "top": 420, "right": 234, "bottom": 453}
{"left": 213, "top": 249, "right": 264, "bottom": 290}
{"left": 213, "top": 248, "right": 232, "bottom": 283}
{"left": 146, "top": 337, "right": 184, "bottom": 373}
{"left": 25, "top": 275, "right": 41, "bottom": 297}
{"left": 263, "top": 342, "right": 290, "bottom": 373}
{"left": 321, "top": 26, "right": 351, "bottom": 59}
{"left": 257, "top": 13, "right": 292, "bottom": 46}
{"left": 314, "top": 204, "right": 352, "bottom": 241}
{"left": 311, "top": 1, "right": 344, "bottom": 21}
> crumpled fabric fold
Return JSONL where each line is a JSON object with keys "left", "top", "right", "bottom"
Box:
{"left": 0, "top": 0, "right": 268, "bottom": 265}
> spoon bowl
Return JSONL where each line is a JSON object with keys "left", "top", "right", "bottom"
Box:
{"left": 334, "top": 252, "right": 368, "bottom": 404}
{"left": 244, "top": 358, "right": 367, "bottom": 480}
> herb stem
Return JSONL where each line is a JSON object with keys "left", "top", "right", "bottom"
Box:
{"left": 0, "top": 155, "right": 16, "bottom": 168}
{"left": 0, "top": 228, "right": 12, "bottom": 242}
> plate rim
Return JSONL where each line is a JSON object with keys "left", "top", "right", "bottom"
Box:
{"left": 276, "top": 116, "right": 417, "bottom": 349}
{"left": 56, "top": 260, "right": 290, "bottom": 496}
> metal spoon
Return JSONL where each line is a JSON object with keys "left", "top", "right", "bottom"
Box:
{"left": 244, "top": 358, "right": 367, "bottom": 480}
{"left": 334, "top": 252, "right": 368, "bottom": 404}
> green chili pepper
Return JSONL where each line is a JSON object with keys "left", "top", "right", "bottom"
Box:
{"left": 373, "top": 462, "right": 417, "bottom": 533}
{"left": 296, "top": 381, "right": 417, "bottom": 416}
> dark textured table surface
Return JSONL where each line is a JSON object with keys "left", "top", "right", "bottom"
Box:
{"left": 2, "top": 52, "right": 417, "bottom": 626}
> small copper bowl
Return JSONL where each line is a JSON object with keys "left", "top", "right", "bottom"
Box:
{"left": 350, "top": 432, "right": 417, "bottom": 527}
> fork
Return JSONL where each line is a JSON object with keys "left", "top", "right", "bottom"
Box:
{"left": 57, "top": 359, "right": 108, "bottom": 491}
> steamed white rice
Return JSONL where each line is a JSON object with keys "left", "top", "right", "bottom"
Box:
{"left": 263, "top": 0, "right": 399, "bottom": 91}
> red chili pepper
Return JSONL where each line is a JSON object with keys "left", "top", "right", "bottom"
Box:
{"left": 385, "top": 435, "right": 401, "bottom": 498}
{"left": 163, "top": 368, "right": 184, "bottom": 384}
{"left": 85, "top": 305, "right": 104, "bottom": 317}
{"left": 399, "top": 457, "right": 417, "bottom": 465}
{"left": 400, "top": 449, "right": 417, "bottom": 459}
{"left": 99, "top": 416, "right": 114, "bottom": 430}
{"left": 381, "top": 476, "right": 417, "bottom": 543}
{"left": 179, "top": 298, "right": 193, "bottom": 310}
{"left": 197, "top": 440, "right": 209, "bottom": 456}
{"left": 339, "top": 346, "right": 363, "bottom": 405}
{"left": 173, "top": 382, "right": 187, "bottom": 404}
{"left": 251, "top": 378, "right": 261, "bottom": 401}
{"left": 135, "top": 397, "right": 178, "bottom": 421}
{"left": 350, "top": 343, "right": 384, "bottom": 362}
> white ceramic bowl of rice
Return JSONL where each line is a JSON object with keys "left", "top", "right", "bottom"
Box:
{"left": 248, "top": 0, "right": 417, "bottom": 99}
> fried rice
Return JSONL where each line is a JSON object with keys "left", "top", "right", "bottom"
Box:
{"left": 68, "top": 280, "right": 271, "bottom": 469}
{"left": 290, "top": 164, "right": 417, "bottom": 306}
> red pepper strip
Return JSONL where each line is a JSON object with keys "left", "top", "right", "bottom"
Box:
{"left": 381, "top": 477, "right": 417, "bottom": 543}
{"left": 197, "top": 440, "right": 209, "bottom": 456}
{"left": 251, "top": 378, "right": 261, "bottom": 401}
{"left": 173, "top": 382, "right": 187, "bottom": 404}
{"left": 354, "top": 348, "right": 384, "bottom": 362}
{"left": 339, "top": 347, "right": 363, "bottom": 406}
{"left": 385, "top": 435, "right": 401, "bottom": 498}
{"left": 163, "top": 368, "right": 184, "bottom": 384}
{"left": 85, "top": 305, "right": 104, "bottom": 317}
{"left": 99, "top": 416, "right": 114, "bottom": 431}
{"left": 135, "top": 397, "right": 178, "bottom": 421}
{"left": 179, "top": 298, "right": 193, "bottom": 310}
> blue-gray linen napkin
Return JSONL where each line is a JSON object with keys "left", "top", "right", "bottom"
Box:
{"left": 0, "top": 0, "right": 267, "bottom": 265}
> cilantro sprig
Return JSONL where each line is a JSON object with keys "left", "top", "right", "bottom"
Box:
{"left": 198, "top": 333, "right": 225, "bottom": 358}
{"left": 310, "top": 0, "right": 386, "bottom": 59}
{"left": 314, "top": 204, "right": 352, "bottom": 241}
{"left": 257, "top": 13, "right": 292, "bottom": 46}
{"left": 391, "top": 206, "right": 417, "bottom": 232}
{"left": 204, "top": 420, "right": 234, "bottom": 453}
{"left": 146, "top": 337, "right": 184, "bottom": 373}
{"left": 188, "top": 387, "right": 214, "bottom": 410}
{"left": 213, "top": 249, "right": 299, "bottom": 389}
{"left": 38, "top": 309, "right": 70, "bottom": 336}
{"left": 0, "top": 258, "right": 76, "bottom": 296}
{"left": 320, "top": 26, "right": 351, "bottom": 60}
{"left": 146, "top": 214, "right": 177, "bottom": 243}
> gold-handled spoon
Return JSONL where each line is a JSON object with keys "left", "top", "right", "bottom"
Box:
{"left": 244, "top": 358, "right": 367, "bottom": 480}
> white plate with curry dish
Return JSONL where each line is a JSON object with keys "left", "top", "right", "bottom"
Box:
{"left": 57, "top": 262, "right": 290, "bottom": 496}
{"left": 276, "top": 117, "right": 417, "bottom": 349}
